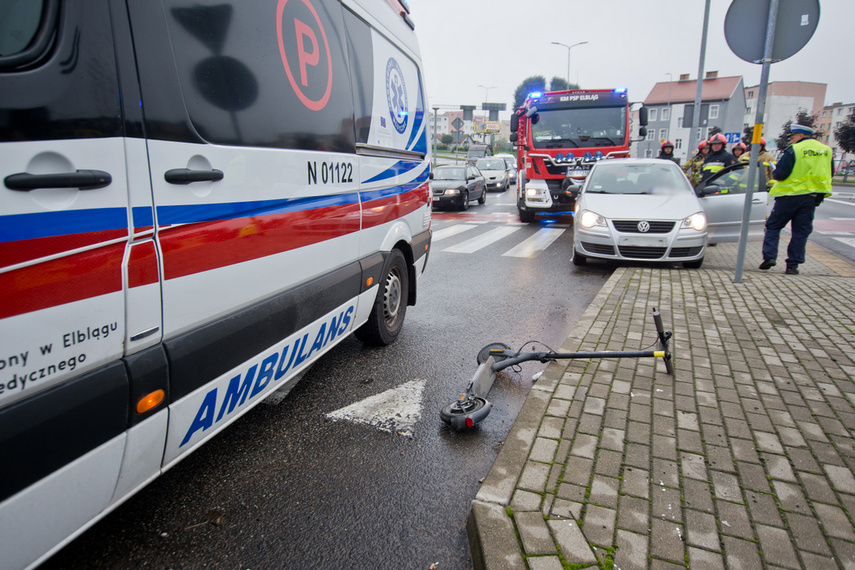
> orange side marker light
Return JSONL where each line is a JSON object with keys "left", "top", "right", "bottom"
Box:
{"left": 136, "top": 389, "right": 165, "bottom": 414}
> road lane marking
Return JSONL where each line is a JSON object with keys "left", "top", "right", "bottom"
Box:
{"left": 442, "top": 226, "right": 522, "bottom": 253}
{"left": 325, "top": 379, "right": 425, "bottom": 437}
{"left": 431, "top": 224, "right": 478, "bottom": 242}
{"left": 503, "top": 228, "right": 566, "bottom": 258}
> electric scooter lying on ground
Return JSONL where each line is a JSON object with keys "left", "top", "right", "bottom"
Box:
{"left": 441, "top": 308, "right": 674, "bottom": 430}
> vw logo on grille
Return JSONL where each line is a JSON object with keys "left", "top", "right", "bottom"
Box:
{"left": 637, "top": 221, "right": 650, "bottom": 233}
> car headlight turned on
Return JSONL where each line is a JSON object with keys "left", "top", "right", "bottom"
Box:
{"left": 444, "top": 188, "right": 461, "bottom": 195}
{"left": 578, "top": 210, "right": 606, "bottom": 229}
{"left": 683, "top": 212, "right": 707, "bottom": 231}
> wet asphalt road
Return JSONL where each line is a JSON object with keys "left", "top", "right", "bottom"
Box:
{"left": 42, "top": 188, "right": 611, "bottom": 569}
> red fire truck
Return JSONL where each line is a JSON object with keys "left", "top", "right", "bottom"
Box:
{"left": 510, "top": 88, "right": 648, "bottom": 222}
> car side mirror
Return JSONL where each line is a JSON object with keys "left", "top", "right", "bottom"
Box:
{"left": 429, "top": 172, "right": 434, "bottom": 180}
{"left": 509, "top": 133, "right": 518, "bottom": 143}
{"left": 702, "top": 185, "right": 719, "bottom": 196}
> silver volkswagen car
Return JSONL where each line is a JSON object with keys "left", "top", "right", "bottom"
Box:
{"left": 573, "top": 159, "right": 710, "bottom": 268}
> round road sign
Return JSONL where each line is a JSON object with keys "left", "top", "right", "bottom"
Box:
{"left": 725, "top": 0, "right": 820, "bottom": 63}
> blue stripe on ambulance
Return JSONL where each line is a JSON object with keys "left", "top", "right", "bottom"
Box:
{"left": 0, "top": 208, "right": 128, "bottom": 243}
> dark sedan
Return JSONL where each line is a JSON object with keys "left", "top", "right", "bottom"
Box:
{"left": 431, "top": 165, "right": 487, "bottom": 211}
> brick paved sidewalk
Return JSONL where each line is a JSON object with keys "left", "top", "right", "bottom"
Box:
{"left": 468, "top": 251, "right": 855, "bottom": 569}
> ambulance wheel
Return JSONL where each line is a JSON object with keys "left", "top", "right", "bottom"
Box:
{"left": 355, "top": 249, "right": 409, "bottom": 346}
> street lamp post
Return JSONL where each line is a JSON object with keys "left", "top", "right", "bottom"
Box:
{"left": 477, "top": 84, "right": 495, "bottom": 103}
{"left": 476, "top": 85, "right": 495, "bottom": 143}
{"left": 665, "top": 73, "right": 673, "bottom": 141}
{"left": 550, "top": 41, "right": 588, "bottom": 87}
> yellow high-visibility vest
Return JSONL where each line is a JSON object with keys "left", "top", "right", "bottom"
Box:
{"left": 770, "top": 139, "right": 832, "bottom": 197}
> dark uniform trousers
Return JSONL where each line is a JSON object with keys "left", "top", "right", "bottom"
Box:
{"left": 761, "top": 194, "right": 817, "bottom": 269}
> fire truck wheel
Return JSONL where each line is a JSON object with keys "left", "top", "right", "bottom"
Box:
{"left": 355, "top": 249, "right": 409, "bottom": 345}
{"left": 519, "top": 209, "right": 535, "bottom": 223}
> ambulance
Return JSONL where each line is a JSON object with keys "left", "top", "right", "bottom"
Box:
{"left": 0, "top": 1, "right": 430, "bottom": 567}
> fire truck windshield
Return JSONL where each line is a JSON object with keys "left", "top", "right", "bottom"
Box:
{"left": 531, "top": 106, "right": 626, "bottom": 149}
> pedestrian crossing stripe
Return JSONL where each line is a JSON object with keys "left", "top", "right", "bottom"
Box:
{"left": 434, "top": 222, "right": 567, "bottom": 257}
{"left": 443, "top": 226, "right": 522, "bottom": 254}
{"left": 503, "top": 228, "right": 565, "bottom": 258}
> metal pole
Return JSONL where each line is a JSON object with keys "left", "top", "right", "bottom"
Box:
{"left": 734, "top": 0, "right": 779, "bottom": 283}
{"left": 566, "top": 47, "right": 570, "bottom": 87}
{"left": 432, "top": 106, "right": 438, "bottom": 166}
{"left": 666, "top": 73, "right": 673, "bottom": 142}
{"left": 687, "top": 0, "right": 711, "bottom": 154}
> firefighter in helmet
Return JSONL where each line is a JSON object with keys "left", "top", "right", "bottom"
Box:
{"left": 657, "top": 140, "right": 677, "bottom": 163}
{"left": 731, "top": 142, "right": 747, "bottom": 161}
{"left": 682, "top": 139, "right": 709, "bottom": 186}
{"left": 744, "top": 137, "right": 777, "bottom": 188}
{"left": 700, "top": 133, "right": 736, "bottom": 185}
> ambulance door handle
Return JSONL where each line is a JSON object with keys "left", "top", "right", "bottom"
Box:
{"left": 164, "top": 168, "right": 224, "bottom": 185}
{"left": 4, "top": 169, "right": 112, "bottom": 191}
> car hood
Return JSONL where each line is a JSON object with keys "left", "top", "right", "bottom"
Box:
{"left": 580, "top": 192, "right": 702, "bottom": 220}
{"left": 431, "top": 180, "right": 465, "bottom": 190}
{"left": 479, "top": 169, "right": 506, "bottom": 177}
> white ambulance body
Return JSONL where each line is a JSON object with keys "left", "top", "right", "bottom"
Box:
{"left": 0, "top": 1, "right": 430, "bottom": 567}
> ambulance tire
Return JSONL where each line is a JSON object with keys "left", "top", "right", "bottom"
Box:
{"left": 355, "top": 248, "right": 409, "bottom": 346}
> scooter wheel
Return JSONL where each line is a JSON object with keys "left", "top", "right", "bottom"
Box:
{"left": 440, "top": 397, "right": 491, "bottom": 430}
{"left": 477, "top": 343, "right": 512, "bottom": 365}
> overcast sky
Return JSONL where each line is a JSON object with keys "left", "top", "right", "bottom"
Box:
{"left": 408, "top": 0, "right": 852, "bottom": 120}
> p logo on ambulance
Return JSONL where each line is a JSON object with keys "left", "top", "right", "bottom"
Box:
{"left": 277, "top": 0, "right": 332, "bottom": 111}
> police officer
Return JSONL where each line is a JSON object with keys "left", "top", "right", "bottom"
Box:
{"left": 682, "top": 139, "right": 709, "bottom": 186}
{"left": 759, "top": 124, "right": 833, "bottom": 274}
{"left": 700, "top": 133, "right": 736, "bottom": 185}
{"left": 657, "top": 140, "right": 677, "bottom": 162}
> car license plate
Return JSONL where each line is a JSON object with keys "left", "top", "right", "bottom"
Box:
{"left": 618, "top": 236, "right": 666, "bottom": 247}
{"left": 568, "top": 169, "right": 588, "bottom": 177}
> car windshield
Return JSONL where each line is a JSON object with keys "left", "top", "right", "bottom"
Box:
{"left": 433, "top": 167, "right": 465, "bottom": 180}
{"left": 531, "top": 106, "right": 626, "bottom": 149}
{"left": 476, "top": 159, "right": 506, "bottom": 171}
{"left": 585, "top": 163, "right": 692, "bottom": 195}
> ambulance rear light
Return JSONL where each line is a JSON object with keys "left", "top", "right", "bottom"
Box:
{"left": 136, "top": 390, "right": 165, "bottom": 414}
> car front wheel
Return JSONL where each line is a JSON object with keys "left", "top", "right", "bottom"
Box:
{"left": 683, "top": 257, "right": 704, "bottom": 269}
{"left": 478, "top": 188, "right": 486, "bottom": 204}
{"left": 572, "top": 248, "right": 587, "bottom": 266}
{"left": 460, "top": 191, "right": 469, "bottom": 211}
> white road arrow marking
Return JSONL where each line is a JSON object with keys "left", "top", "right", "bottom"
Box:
{"left": 326, "top": 379, "right": 425, "bottom": 437}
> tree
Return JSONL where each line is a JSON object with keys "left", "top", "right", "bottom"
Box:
{"left": 440, "top": 134, "right": 453, "bottom": 145}
{"left": 513, "top": 75, "right": 546, "bottom": 110}
{"left": 776, "top": 109, "right": 823, "bottom": 152}
{"left": 548, "top": 76, "right": 580, "bottom": 92}
{"left": 834, "top": 110, "right": 855, "bottom": 154}
{"left": 742, "top": 125, "right": 754, "bottom": 145}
